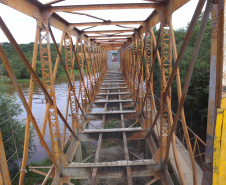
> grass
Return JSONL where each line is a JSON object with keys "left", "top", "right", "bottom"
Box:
{"left": 16, "top": 158, "right": 53, "bottom": 185}
{"left": 57, "top": 69, "right": 85, "bottom": 76}
{"left": 17, "top": 78, "right": 30, "bottom": 82}
{"left": 1, "top": 69, "right": 83, "bottom": 83}
{"left": 21, "top": 144, "right": 85, "bottom": 185}
{"left": 11, "top": 142, "right": 90, "bottom": 184}
{"left": 105, "top": 120, "right": 118, "bottom": 129}
{"left": 1, "top": 76, "right": 10, "bottom": 83}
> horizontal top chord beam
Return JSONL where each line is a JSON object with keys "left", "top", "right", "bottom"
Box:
{"left": 70, "top": 21, "right": 143, "bottom": 27}
{"left": 85, "top": 30, "right": 134, "bottom": 34}
{"left": 51, "top": 3, "right": 159, "bottom": 12}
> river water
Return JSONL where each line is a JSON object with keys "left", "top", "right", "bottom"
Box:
{"left": 6, "top": 75, "right": 80, "bottom": 163}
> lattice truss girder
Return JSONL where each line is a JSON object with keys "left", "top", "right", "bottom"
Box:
{"left": 160, "top": 26, "right": 172, "bottom": 138}
{"left": 39, "top": 24, "right": 62, "bottom": 163}
{"left": 0, "top": 0, "right": 222, "bottom": 184}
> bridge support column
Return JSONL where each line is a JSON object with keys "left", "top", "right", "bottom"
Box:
{"left": 39, "top": 21, "right": 64, "bottom": 174}
{"left": 0, "top": 131, "right": 11, "bottom": 185}
{"left": 210, "top": 1, "right": 226, "bottom": 185}
{"left": 159, "top": 21, "right": 172, "bottom": 161}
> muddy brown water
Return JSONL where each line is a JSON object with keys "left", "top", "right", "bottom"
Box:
{"left": 6, "top": 75, "right": 80, "bottom": 163}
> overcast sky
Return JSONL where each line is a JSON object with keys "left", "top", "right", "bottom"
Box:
{"left": 0, "top": 0, "right": 200, "bottom": 43}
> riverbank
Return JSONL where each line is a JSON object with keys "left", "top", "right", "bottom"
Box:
{"left": 2, "top": 70, "right": 83, "bottom": 84}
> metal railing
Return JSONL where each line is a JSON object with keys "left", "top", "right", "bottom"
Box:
{"left": 153, "top": 94, "right": 206, "bottom": 169}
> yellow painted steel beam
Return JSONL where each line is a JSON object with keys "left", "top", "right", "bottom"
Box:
{"left": 213, "top": 108, "right": 223, "bottom": 185}
{"left": 218, "top": 107, "right": 226, "bottom": 184}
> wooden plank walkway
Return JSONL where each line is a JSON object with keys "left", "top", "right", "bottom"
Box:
{"left": 84, "top": 62, "right": 146, "bottom": 184}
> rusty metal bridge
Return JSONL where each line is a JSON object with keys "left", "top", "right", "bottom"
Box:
{"left": 0, "top": 0, "right": 226, "bottom": 184}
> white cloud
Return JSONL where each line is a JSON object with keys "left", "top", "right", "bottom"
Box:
{"left": 0, "top": 0, "right": 201, "bottom": 43}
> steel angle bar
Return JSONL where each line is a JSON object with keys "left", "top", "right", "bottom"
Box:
{"left": 0, "top": 17, "right": 79, "bottom": 141}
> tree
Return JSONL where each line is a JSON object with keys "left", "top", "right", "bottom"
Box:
{"left": 0, "top": 91, "right": 36, "bottom": 180}
{"left": 151, "top": 13, "right": 211, "bottom": 137}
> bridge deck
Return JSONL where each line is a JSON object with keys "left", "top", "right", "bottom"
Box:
{"left": 82, "top": 62, "right": 154, "bottom": 184}
{"left": 83, "top": 62, "right": 203, "bottom": 184}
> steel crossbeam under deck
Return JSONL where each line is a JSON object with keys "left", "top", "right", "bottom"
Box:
{"left": 78, "top": 62, "right": 157, "bottom": 184}
{"left": 1, "top": 0, "right": 220, "bottom": 184}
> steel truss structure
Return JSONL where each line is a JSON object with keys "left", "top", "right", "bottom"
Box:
{"left": 0, "top": 0, "right": 226, "bottom": 184}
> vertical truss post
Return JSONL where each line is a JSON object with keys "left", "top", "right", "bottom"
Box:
{"left": 136, "top": 37, "right": 145, "bottom": 114}
{"left": 41, "top": 31, "right": 65, "bottom": 140}
{"left": 64, "top": 33, "right": 80, "bottom": 132}
{"left": 39, "top": 22, "right": 62, "bottom": 171}
{"left": 91, "top": 43, "right": 99, "bottom": 95}
{"left": 93, "top": 44, "right": 99, "bottom": 89}
{"left": 89, "top": 43, "right": 97, "bottom": 98}
{"left": 128, "top": 44, "right": 133, "bottom": 93}
{"left": 19, "top": 25, "right": 40, "bottom": 185}
{"left": 160, "top": 23, "right": 172, "bottom": 160}
{"left": 145, "top": 30, "right": 153, "bottom": 131}
{"left": 84, "top": 42, "right": 94, "bottom": 102}
{"left": 95, "top": 45, "right": 100, "bottom": 89}
{"left": 0, "top": 130, "right": 11, "bottom": 185}
{"left": 77, "top": 40, "right": 87, "bottom": 111}
{"left": 132, "top": 39, "right": 137, "bottom": 101}
{"left": 209, "top": 1, "right": 225, "bottom": 185}
{"left": 127, "top": 44, "right": 132, "bottom": 90}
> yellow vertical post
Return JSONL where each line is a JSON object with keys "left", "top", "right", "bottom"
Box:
{"left": 212, "top": 108, "right": 223, "bottom": 184}
{"left": 218, "top": 107, "right": 226, "bottom": 183}
{"left": 212, "top": 1, "right": 226, "bottom": 184}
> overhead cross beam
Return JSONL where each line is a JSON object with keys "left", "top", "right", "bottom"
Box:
{"left": 45, "top": 0, "right": 65, "bottom": 5}
{"left": 84, "top": 30, "right": 134, "bottom": 34}
{"left": 93, "top": 38, "right": 128, "bottom": 41}
{"left": 90, "top": 35, "right": 132, "bottom": 38}
{"left": 70, "top": 21, "right": 143, "bottom": 27}
{"left": 51, "top": 3, "right": 159, "bottom": 12}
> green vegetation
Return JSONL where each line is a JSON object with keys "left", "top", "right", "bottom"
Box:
{"left": 105, "top": 120, "right": 118, "bottom": 128}
{"left": 0, "top": 90, "right": 36, "bottom": 184}
{"left": 23, "top": 158, "right": 52, "bottom": 185}
{"left": 22, "top": 157, "right": 79, "bottom": 185}
{"left": 0, "top": 11, "right": 211, "bottom": 183}
{"left": 152, "top": 13, "right": 211, "bottom": 136}
{"left": 0, "top": 42, "right": 82, "bottom": 80}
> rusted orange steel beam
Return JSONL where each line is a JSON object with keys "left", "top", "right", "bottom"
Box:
{"left": 85, "top": 30, "right": 134, "bottom": 34}
{"left": 146, "top": 0, "right": 206, "bottom": 138}
{"left": 51, "top": 3, "right": 159, "bottom": 12}
{"left": 94, "top": 38, "right": 128, "bottom": 40}
{"left": 0, "top": 44, "right": 59, "bottom": 172}
{"left": 0, "top": 17, "right": 79, "bottom": 142}
{"left": 71, "top": 21, "right": 143, "bottom": 27}
{"left": 0, "top": 131, "right": 11, "bottom": 185}
{"left": 45, "top": 0, "right": 65, "bottom": 5}
{"left": 90, "top": 35, "right": 132, "bottom": 38}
